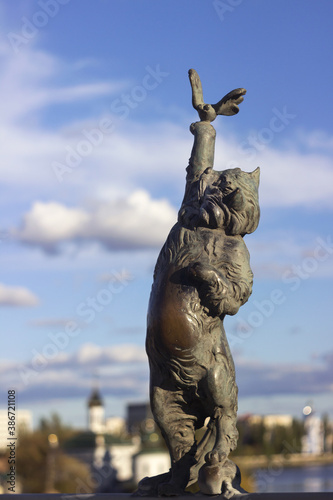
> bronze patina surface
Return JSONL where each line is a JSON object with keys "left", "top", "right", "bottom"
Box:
{"left": 137, "top": 70, "right": 260, "bottom": 498}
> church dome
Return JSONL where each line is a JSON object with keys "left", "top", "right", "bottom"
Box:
{"left": 88, "top": 388, "right": 103, "bottom": 408}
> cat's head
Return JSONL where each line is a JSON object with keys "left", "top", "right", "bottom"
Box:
{"left": 200, "top": 166, "right": 260, "bottom": 235}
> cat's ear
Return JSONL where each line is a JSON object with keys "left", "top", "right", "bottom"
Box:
{"left": 249, "top": 166, "right": 260, "bottom": 186}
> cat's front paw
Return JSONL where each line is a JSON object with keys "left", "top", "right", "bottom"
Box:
{"left": 223, "top": 187, "right": 245, "bottom": 211}
{"left": 187, "top": 262, "right": 207, "bottom": 282}
{"left": 188, "top": 262, "right": 221, "bottom": 285}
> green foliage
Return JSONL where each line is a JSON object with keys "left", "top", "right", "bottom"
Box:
{"left": 38, "top": 413, "right": 74, "bottom": 444}
{"left": 234, "top": 417, "right": 305, "bottom": 457}
{"left": 16, "top": 413, "right": 93, "bottom": 493}
{"left": 235, "top": 420, "right": 266, "bottom": 455}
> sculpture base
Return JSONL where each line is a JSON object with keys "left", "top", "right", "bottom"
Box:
{"left": 0, "top": 492, "right": 332, "bottom": 499}
{"left": 135, "top": 456, "right": 246, "bottom": 498}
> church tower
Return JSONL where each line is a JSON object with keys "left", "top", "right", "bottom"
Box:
{"left": 87, "top": 387, "right": 105, "bottom": 434}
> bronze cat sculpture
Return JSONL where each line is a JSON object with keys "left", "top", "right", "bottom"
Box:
{"left": 137, "top": 70, "right": 260, "bottom": 498}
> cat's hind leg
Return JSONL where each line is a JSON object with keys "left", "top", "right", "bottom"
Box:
{"left": 150, "top": 384, "right": 198, "bottom": 495}
{"left": 205, "top": 356, "right": 239, "bottom": 457}
{"left": 197, "top": 361, "right": 242, "bottom": 495}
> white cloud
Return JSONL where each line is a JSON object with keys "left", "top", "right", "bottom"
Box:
{"left": 46, "top": 82, "right": 123, "bottom": 104}
{"left": 2, "top": 111, "right": 333, "bottom": 218}
{"left": 214, "top": 128, "right": 333, "bottom": 210}
{"left": 2, "top": 341, "right": 332, "bottom": 410}
{"left": 76, "top": 343, "right": 102, "bottom": 364}
{"left": 1, "top": 40, "right": 332, "bottom": 287}
{"left": 257, "top": 148, "right": 333, "bottom": 209}
{"left": 14, "top": 190, "right": 177, "bottom": 252}
{"left": 0, "top": 40, "right": 332, "bottom": 228}
{"left": 248, "top": 231, "right": 333, "bottom": 279}
{"left": 98, "top": 269, "right": 133, "bottom": 283}
{"left": 15, "top": 201, "right": 89, "bottom": 249}
{"left": 0, "top": 43, "right": 125, "bottom": 124}
{"left": 76, "top": 342, "right": 147, "bottom": 365}
{"left": 104, "top": 344, "right": 147, "bottom": 363}
{"left": 296, "top": 129, "right": 333, "bottom": 152}
{"left": 235, "top": 353, "right": 333, "bottom": 398}
{"left": 0, "top": 342, "right": 148, "bottom": 404}
{"left": 29, "top": 317, "right": 76, "bottom": 328}
{"left": 0, "top": 283, "right": 39, "bottom": 307}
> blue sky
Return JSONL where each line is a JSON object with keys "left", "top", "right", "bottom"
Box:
{"left": 1, "top": 0, "right": 333, "bottom": 429}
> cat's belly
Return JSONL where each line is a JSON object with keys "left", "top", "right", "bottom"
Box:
{"left": 146, "top": 265, "right": 217, "bottom": 360}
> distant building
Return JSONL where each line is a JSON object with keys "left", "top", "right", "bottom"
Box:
{"left": 91, "top": 432, "right": 142, "bottom": 482}
{"left": 262, "top": 415, "right": 293, "bottom": 429}
{"left": 127, "top": 402, "right": 152, "bottom": 434}
{"left": 109, "top": 437, "right": 141, "bottom": 481}
{"left": 87, "top": 390, "right": 126, "bottom": 436}
{"left": 301, "top": 405, "right": 324, "bottom": 455}
{"left": 133, "top": 449, "right": 170, "bottom": 484}
{"left": 64, "top": 430, "right": 141, "bottom": 491}
{"left": 246, "top": 414, "right": 293, "bottom": 428}
{"left": 105, "top": 416, "right": 126, "bottom": 436}
{"left": 87, "top": 388, "right": 105, "bottom": 434}
{"left": 0, "top": 409, "right": 32, "bottom": 450}
{"left": 66, "top": 394, "right": 169, "bottom": 491}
